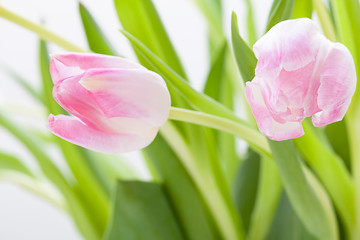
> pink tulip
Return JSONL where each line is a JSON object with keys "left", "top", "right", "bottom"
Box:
{"left": 48, "top": 53, "right": 171, "bottom": 153}
{"left": 245, "top": 18, "right": 356, "bottom": 141}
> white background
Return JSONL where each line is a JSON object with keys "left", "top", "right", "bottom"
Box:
{"left": 0, "top": 0, "right": 271, "bottom": 239}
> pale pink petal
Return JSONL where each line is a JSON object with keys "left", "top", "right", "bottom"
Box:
{"left": 312, "top": 43, "right": 356, "bottom": 127}
{"left": 79, "top": 68, "right": 171, "bottom": 126}
{"left": 52, "top": 74, "right": 116, "bottom": 133}
{"left": 48, "top": 114, "right": 158, "bottom": 153}
{"left": 246, "top": 80, "right": 304, "bottom": 141}
{"left": 253, "top": 18, "right": 319, "bottom": 78}
{"left": 50, "top": 53, "right": 144, "bottom": 84}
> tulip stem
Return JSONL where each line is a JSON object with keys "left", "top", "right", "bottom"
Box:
{"left": 160, "top": 122, "right": 245, "bottom": 240}
{"left": 0, "top": 6, "right": 87, "bottom": 52}
{"left": 168, "top": 107, "right": 271, "bottom": 156}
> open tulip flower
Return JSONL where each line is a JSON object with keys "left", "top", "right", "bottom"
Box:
{"left": 246, "top": 18, "right": 356, "bottom": 141}
{"left": 48, "top": 53, "right": 171, "bottom": 153}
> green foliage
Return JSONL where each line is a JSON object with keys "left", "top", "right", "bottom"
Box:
{"left": 291, "top": 0, "right": 313, "bottom": 19}
{"left": 113, "top": 0, "right": 186, "bottom": 79}
{"left": 144, "top": 135, "right": 220, "bottom": 240}
{"left": 232, "top": 150, "right": 261, "bottom": 231}
{"left": 266, "top": 193, "right": 317, "bottom": 240}
{"left": 0, "top": 152, "right": 34, "bottom": 176}
{"left": 269, "top": 140, "right": 337, "bottom": 240}
{"left": 79, "top": 3, "right": 117, "bottom": 55}
{"left": 105, "top": 181, "right": 185, "bottom": 240}
{"left": 231, "top": 12, "right": 257, "bottom": 83}
{"left": 266, "top": 0, "right": 295, "bottom": 31}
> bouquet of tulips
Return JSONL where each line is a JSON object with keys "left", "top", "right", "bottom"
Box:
{"left": 1, "top": 0, "right": 360, "bottom": 239}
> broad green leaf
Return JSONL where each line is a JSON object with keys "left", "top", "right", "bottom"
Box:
{"left": 79, "top": 3, "right": 117, "bottom": 55}
{"left": 269, "top": 140, "right": 337, "bottom": 240}
{"left": 144, "top": 135, "right": 220, "bottom": 240}
{"left": 0, "top": 152, "right": 34, "bottom": 176}
{"left": 104, "top": 181, "right": 185, "bottom": 240}
{"left": 266, "top": 0, "right": 295, "bottom": 31}
{"left": 113, "top": 0, "right": 186, "bottom": 79}
{"left": 40, "top": 40, "right": 109, "bottom": 235}
{"left": 295, "top": 122, "right": 354, "bottom": 236}
{"left": 232, "top": 150, "right": 261, "bottom": 232}
{"left": 266, "top": 192, "right": 317, "bottom": 240}
{"left": 291, "top": 0, "right": 313, "bottom": 19}
{"left": 248, "top": 157, "right": 282, "bottom": 240}
{"left": 231, "top": 12, "right": 257, "bottom": 83}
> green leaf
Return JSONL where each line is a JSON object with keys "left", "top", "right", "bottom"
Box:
{"left": 232, "top": 150, "right": 261, "bottom": 232}
{"left": 231, "top": 12, "right": 257, "bottom": 83}
{"left": 248, "top": 157, "right": 282, "bottom": 240}
{"left": 104, "top": 180, "right": 185, "bottom": 240}
{"left": 266, "top": 192, "right": 317, "bottom": 240}
{"left": 269, "top": 140, "right": 337, "bottom": 240}
{"left": 244, "top": 0, "right": 257, "bottom": 46}
{"left": 204, "top": 42, "right": 227, "bottom": 100}
{"left": 121, "top": 30, "right": 246, "bottom": 124}
{"left": 39, "top": 40, "right": 63, "bottom": 115}
{"left": 0, "top": 152, "right": 34, "bottom": 176}
{"left": 312, "top": 0, "right": 337, "bottom": 42}
{"left": 113, "top": 0, "right": 186, "bottom": 79}
{"left": 79, "top": 3, "right": 117, "bottom": 55}
{"left": 266, "top": 0, "right": 295, "bottom": 31}
{"left": 295, "top": 122, "right": 354, "bottom": 237}
{"left": 291, "top": 0, "right": 313, "bottom": 19}
{"left": 144, "top": 135, "right": 220, "bottom": 240}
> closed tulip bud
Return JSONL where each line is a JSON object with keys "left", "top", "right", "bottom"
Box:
{"left": 48, "top": 53, "right": 171, "bottom": 153}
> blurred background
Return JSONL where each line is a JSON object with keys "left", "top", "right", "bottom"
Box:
{"left": 0, "top": 0, "right": 271, "bottom": 239}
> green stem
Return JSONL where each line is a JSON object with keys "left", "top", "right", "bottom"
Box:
{"left": 160, "top": 122, "right": 244, "bottom": 240}
{"left": 0, "top": 6, "right": 87, "bottom": 52}
{"left": 168, "top": 107, "right": 270, "bottom": 156}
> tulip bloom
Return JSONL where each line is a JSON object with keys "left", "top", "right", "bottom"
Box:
{"left": 48, "top": 53, "right": 171, "bottom": 153}
{"left": 245, "top": 18, "right": 356, "bottom": 141}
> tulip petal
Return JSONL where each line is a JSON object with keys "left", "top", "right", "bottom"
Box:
{"left": 48, "top": 114, "right": 158, "bottom": 153}
{"left": 246, "top": 80, "right": 304, "bottom": 141}
{"left": 79, "top": 69, "right": 171, "bottom": 126}
{"left": 50, "top": 53, "right": 144, "bottom": 84}
{"left": 253, "top": 18, "right": 319, "bottom": 78}
{"left": 312, "top": 43, "right": 356, "bottom": 127}
{"left": 52, "top": 74, "right": 106, "bottom": 130}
